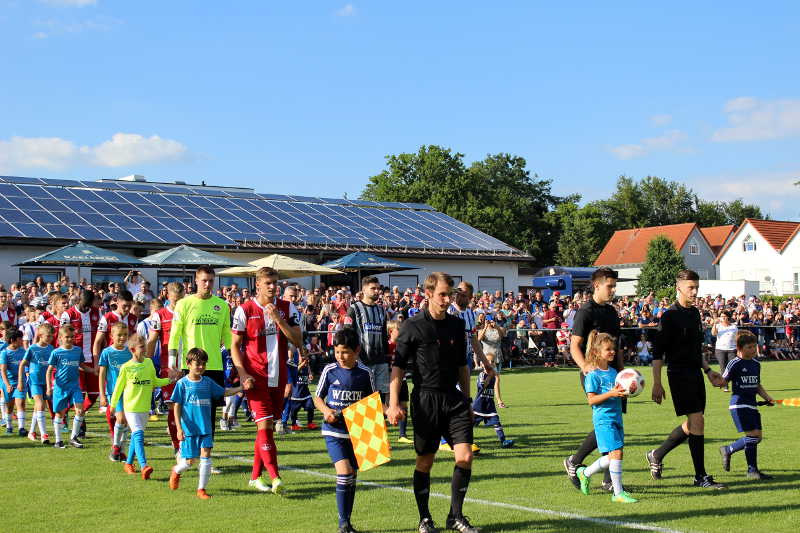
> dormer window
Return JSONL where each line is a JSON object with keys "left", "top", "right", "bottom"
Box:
{"left": 743, "top": 235, "right": 756, "bottom": 252}
{"left": 688, "top": 239, "right": 699, "bottom": 255}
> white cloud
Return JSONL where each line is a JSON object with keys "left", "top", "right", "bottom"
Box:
{"left": 32, "top": 31, "right": 48, "bottom": 39}
{"left": 650, "top": 114, "right": 672, "bottom": 126}
{"left": 610, "top": 129, "right": 687, "bottom": 160}
{"left": 336, "top": 3, "right": 356, "bottom": 16}
{"left": 33, "top": 15, "right": 120, "bottom": 35}
{"left": 39, "top": 0, "right": 97, "bottom": 6}
{"left": 0, "top": 133, "right": 190, "bottom": 171}
{"left": 690, "top": 169, "right": 800, "bottom": 220}
{"left": 712, "top": 97, "right": 800, "bottom": 142}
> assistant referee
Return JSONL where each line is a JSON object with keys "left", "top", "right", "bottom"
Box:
{"left": 388, "top": 272, "right": 479, "bottom": 533}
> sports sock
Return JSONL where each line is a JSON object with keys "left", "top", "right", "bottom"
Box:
{"left": 198, "top": 457, "right": 211, "bottom": 490}
{"left": 53, "top": 416, "right": 64, "bottom": 439}
{"left": 251, "top": 440, "right": 264, "bottom": 480}
{"left": 346, "top": 472, "right": 357, "bottom": 521}
{"left": 126, "top": 437, "right": 136, "bottom": 465}
{"left": 70, "top": 415, "right": 84, "bottom": 440}
{"left": 232, "top": 394, "right": 242, "bottom": 416}
{"left": 30, "top": 410, "right": 39, "bottom": 432}
{"left": 744, "top": 436, "right": 760, "bottom": 471}
{"left": 256, "top": 428, "right": 279, "bottom": 479}
{"left": 336, "top": 473, "right": 355, "bottom": 526}
{"left": 36, "top": 411, "right": 47, "bottom": 435}
{"left": 413, "top": 470, "right": 432, "bottom": 520}
{"left": 572, "top": 430, "right": 597, "bottom": 464}
{"left": 132, "top": 430, "right": 147, "bottom": 467}
{"left": 584, "top": 455, "right": 610, "bottom": 477}
{"left": 727, "top": 437, "right": 747, "bottom": 454}
{"left": 1, "top": 401, "right": 7, "bottom": 425}
{"left": 654, "top": 424, "right": 689, "bottom": 461}
{"left": 609, "top": 459, "right": 623, "bottom": 496}
{"left": 113, "top": 423, "right": 124, "bottom": 447}
{"left": 307, "top": 408, "right": 314, "bottom": 425}
{"left": 280, "top": 401, "right": 291, "bottom": 424}
{"left": 17, "top": 410, "right": 25, "bottom": 431}
{"left": 167, "top": 409, "right": 180, "bottom": 450}
{"left": 174, "top": 458, "right": 191, "bottom": 474}
{"left": 449, "top": 465, "right": 471, "bottom": 519}
{"left": 493, "top": 424, "right": 506, "bottom": 442}
{"left": 398, "top": 417, "right": 408, "bottom": 437}
{"left": 688, "top": 434, "right": 706, "bottom": 478}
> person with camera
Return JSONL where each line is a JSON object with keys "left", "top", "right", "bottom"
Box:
{"left": 711, "top": 311, "right": 737, "bottom": 392}
{"left": 479, "top": 313, "right": 505, "bottom": 371}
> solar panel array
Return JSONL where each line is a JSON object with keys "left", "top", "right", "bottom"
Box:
{"left": 0, "top": 176, "right": 522, "bottom": 255}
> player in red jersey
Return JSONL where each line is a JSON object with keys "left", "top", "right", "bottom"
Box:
{"left": 0, "top": 289, "right": 17, "bottom": 326}
{"left": 146, "top": 281, "right": 185, "bottom": 454}
{"left": 231, "top": 267, "right": 302, "bottom": 494}
{"left": 92, "top": 290, "right": 137, "bottom": 435}
{"left": 41, "top": 292, "right": 68, "bottom": 346}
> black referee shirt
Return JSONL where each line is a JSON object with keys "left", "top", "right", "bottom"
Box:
{"left": 652, "top": 302, "right": 704, "bottom": 371}
{"left": 572, "top": 299, "right": 621, "bottom": 366}
{"left": 393, "top": 309, "right": 466, "bottom": 394}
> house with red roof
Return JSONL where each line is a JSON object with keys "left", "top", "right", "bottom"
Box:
{"left": 594, "top": 222, "right": 726, "bottom": 295}
{"left": 714, "top": 219, "right": 800, "bottom": 295}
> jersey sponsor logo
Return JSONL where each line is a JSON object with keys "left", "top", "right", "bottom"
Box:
{"left": 62, "top": 360, "right": 80, "bottom": 367}
{"left": 739, "top": 375, "right": 759, "bottom": 384}
{"left": 213, "top": 305, "right": 221, "bottom": 312}
{"left": 193, "top": 313, "right": 221, "bottom": 326}
{"left": 132, "top": 378, "right": 152, "bottom": 385}
{"left": 187, "top": 398, "right": 212, "bottom": 406}
{"left": 331, "top": 389, "right": 363, "bottom": 402}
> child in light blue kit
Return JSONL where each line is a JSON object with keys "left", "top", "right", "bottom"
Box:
{"left": 576, "top": 331, "right": 637, "bottom": 503}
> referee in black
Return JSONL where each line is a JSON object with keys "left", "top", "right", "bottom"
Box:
{"left": 563, "top": 267, "right": 623, "bottom": 492}
{"left": 388, "top": 272, "right": 479, "bottom": 533}
{"left": 646, "top": 269, "right": 726, "bottom": 489}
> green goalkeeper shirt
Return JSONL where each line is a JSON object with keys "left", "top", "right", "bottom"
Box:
{"left": 168, "top": 294, "right": 231, "bottom": 371}
{"left": 110, "top": 358, "right": 171, "bottom": 413}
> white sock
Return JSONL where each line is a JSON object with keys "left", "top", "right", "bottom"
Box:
{"left": 198, "top": 457, "right": 211, "bottom": 490}
{"left": 71, "top": 416, "right": 84, "bottom": 440}
{"left": 37, "top": 412, "right": 47, "bottom": 435}
{"left": 609, "top": 459, "right": 624, "bottom": 496}
{"left": 17, "top": 411, "right": 25, "bottom": 431}
{"left": 584, "top": 455, "right": 610, "bottom": 477}
{"left": 113, "top": 424, "right": 124, "bottom": 447}
{"left": 30, "top": 410, "right": 39, "bottom": 432}
{"left": 174, "top": 458, "right": 191, "bottom": 474}
{"left": 54, "top": 416, "right": 64, "bottom": 439}
{"left": 1, "top": 401, "right": 7, "bottom": 423}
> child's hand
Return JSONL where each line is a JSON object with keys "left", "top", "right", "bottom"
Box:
{"left": 46, "top": 387, "right": 52, "bottom": 397}
{"left": 322, "top": 407, "right": 338, "bottom": 424}
{"left": 498, "top": 401, "right": 507, "bottom": 408}
{"left": 99, "top": 395, "right": 107, "bottom": 408}
{"left": 177, "top": 428, "right": 184, "bottom": 442}
{"left": 109, "top": 407, "right": 115, "bottom": 416}
{"left": 610, "top": 384, "right": 628, "bottom": 397}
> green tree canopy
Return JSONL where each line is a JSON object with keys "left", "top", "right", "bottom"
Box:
{"left": 636, "top": 235, "right": 687, "bottom": 296}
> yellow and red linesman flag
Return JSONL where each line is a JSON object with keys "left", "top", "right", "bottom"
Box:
{"left": 774, "top": 398, "right": 800, "bottom": 407}
{"left": 342, "top": 392, "right": 391, "bottom": 472}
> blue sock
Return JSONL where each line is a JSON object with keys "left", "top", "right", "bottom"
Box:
{"left": 281, "top": 401, "right": 291, "bottom": 424}
{"left": 494, "top": 424, "right": 506, "bottom": 442}
{"left": 133, "top": 430, "right": 147, "bottom": 467}
{"left": 126, "top": 437, "right": 136, "bottom": 465}
{"left": 336, "top": 473, "right": 354, "bottom": 526}
{"left": 398, "top": 418, "right": 407, "bottom": 437}
{"left": 744, "top": 437, "right": 760, "bottom": 471}
{"left": 728, "top": 437, "right": 747, "bottom": 453}
{"left": 346, "top": 473, "right": 357, "bottom": 522}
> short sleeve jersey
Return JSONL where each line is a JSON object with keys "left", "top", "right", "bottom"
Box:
{"left": 98, "top": 346, "right": 133, "bottom": 397}
{"left": 448, "top": 304, "right": 478, "bottom": 358}
{"left": 290, "top": 364, "right": 311, "bottom": 400}
{"left": 315, "top": 362, "right": 375, "bottom": 439}
{"left": 97, "top": 312, "right": 138, "bottom": 341}
{"left": 652, "top": 303, "right": 704, "bottom": 370}
{"left": 23, "top": 343, "right": 54, "bottom": 386}
{"left": 393, "top": 310, "right": 467, "bottom": 393}
{"left": 47, "top": 346, "right": 83, "bottom": 389}
{"left": 722, "top": 357, "right": 761, "bottom": 407}
{"left": 169, "top": 295, "right": 232, "bottom": 371}
{"left": 584, "top": 367, "right": 622, "bottom": 425}
{"left": 171, "top": 375, "right": 226, "bottom": 436}
{"left": 572, "top": 300, "right": 621, "bottom": 357}
{"left": 110, "top": 359, "right": 171, "bottom": 412}
{"left": 0, "top": 347, "right": 26, "bottom": 386}
{"left": 347, "top": 302, "right": 389, "bottom": 365}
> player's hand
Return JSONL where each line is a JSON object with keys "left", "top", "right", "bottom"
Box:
{"left": 498, "top": 401, "right": 507, "bottom": 408}
{"left": 706, "top": 370, "right": 722, "bottom": 385}
{"left": 240, "top": 373, "right": 255, "bottom": 390}
{"left": 610, "top": 384, "right": 628, "bottom": 397}
{"left": 652, "top": 383, "right": 665, "bottom": 404}
{"left": 177, "top": 428, "right": 184, "bottom": 442}
{"left": 386, "top": 404, "right": 405, "bottom": 425}
{"left": 99, "top": 396, "right": 108, "bottom": 407}
{"left": 322, "top": 407, "right": 339, "bottom": 424}
{"left": 92, "top": 367, "right": 99, "bottom": 376}
{"left": 17, "top": 385, "right": 24, "bottom": 393}
{"left": 109, "top": 407, "right": 115, "bottom": 416}
{"left": 265, "top": 303, "right": 281, "bottom": 322}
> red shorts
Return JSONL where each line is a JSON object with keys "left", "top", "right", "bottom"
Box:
{"left": 246, "top": 383, "right": 286, "bottom": 423}
{"left": 80, "top": 360, "right": 99, "bottom": 395}
{"left": 159, "top": 367, "right": 176, "bottom": 401}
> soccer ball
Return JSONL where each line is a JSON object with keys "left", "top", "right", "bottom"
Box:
{"left": 615, "top": 368, "right": 645, "bottom": 398}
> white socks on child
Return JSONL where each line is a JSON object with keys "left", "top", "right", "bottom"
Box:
{"left": 17, "top": 411, "right": 25, "bottom": 431}
{"left": 113, "top": 424, "right": 124, "bottom": 447}
{"left": 174, "top": 458, "right": 191, "bottom": 474}
{"left": 70, "top": 415, "right": 84, "bottom": 440}
{"left": 54, "top": 416, "right": 64, "bottom": 438}
{"left": 609, "top": 459, "right": 623, "bottom": 495}
{"left": 198, "top": 457, "right": 212, "bottom": 490}
{"left": 584, "top": 455, "right": 609, "bottom": 477}
{"left": 37, "top": 411, "right": 47, "bottom": 435}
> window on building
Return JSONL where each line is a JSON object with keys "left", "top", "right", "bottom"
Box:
{"left": 157, "top": 272, "right": 193, "bottom": 287}
{"left": 688, "top": 239, "right": 699, "bottom": 255}
{"left": 478, "top": 276, "right": 504, "bottom": 295}
{"left": 91, "top": 270, "right": 126, "bottom": 285}
{"left": 19, "top": 268, "right": 64, "bottom": 285}
{"left": 450, "top": 275, "right": 463, "bottom": 286}
{"left": 219, "top": 276, "right": 251, "bottom": 290}
{"left": 794, "top": 273, "right": 799, "bottom": 294}
{"left": 388, "top": 274, "right": 419, "bottom": 292}
{"left": 743, "top": 235, "right": 756, "bottom": 252}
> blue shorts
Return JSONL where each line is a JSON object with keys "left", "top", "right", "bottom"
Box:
{"left": 29, "top": 383, "right": 47, "bottom": 397}
{"left": 181, "top": 434, "right": 213, "bottom": 459}
{"left": 1, "top": 383, "right": 25, "bottom": 401}
{"left": 324, "top": 435, "right": 357, "bottom": 470}
{"left": 289, "top": 397, "right": 314, "bottom": 412}
{"left": 730, "top": 406, "right": 762, "bottom": 432}
{"left": 594, "top": 421, "right": 624, "bottom": 453}
{"left": 473, "top": 414, "right": 500, "bottom": 426}
{"left": 52, "top": 386, "right": 84, "bottom": 413}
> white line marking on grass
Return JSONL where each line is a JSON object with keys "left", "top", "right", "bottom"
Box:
{"left": 106, "top": 434, "right": 684, "bottom": 533}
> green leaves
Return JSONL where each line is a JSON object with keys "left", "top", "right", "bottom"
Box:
{"left": 636, "top": 235, "right": 687, "bottom": 296}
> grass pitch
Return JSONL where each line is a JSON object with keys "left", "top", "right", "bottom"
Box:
{"left": 3, "top": 362, "right": 799, "bottom": 533}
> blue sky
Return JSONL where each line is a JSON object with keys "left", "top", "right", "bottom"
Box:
{"left": 2, "top": 1, "right": 800, "bottom": 219}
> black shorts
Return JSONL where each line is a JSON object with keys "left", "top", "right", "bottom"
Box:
{"left": 667, "top": 368, "right": 706, "bottom": 416}
{"left": 411, "top": 389, "right": 473, "bottom": 456}
{"left": 578, "top": 370, "right": 627, "bottom": 414}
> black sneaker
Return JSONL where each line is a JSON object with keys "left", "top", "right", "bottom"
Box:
{"left": 646, "top": 450, "right": 663, "bottom": 480}
{"left": 693, "top": 475, "right": 726, "bottom": 489}
{"left": 41, "top": 439, "right": 50, "bottom": 446}
{"left": 445, "top": 515, "right": 480, "bottom": 533}
{"left": 69, "top": 437, "right": 84, "bottom": 449}
{"left": 563, "top": 455, "right": 584, "bottom": 489}
{"left": 746, "top": 470, "right": 773, "bottom": 480}
{"left": 18, "top": 428, "right": 28, "bottom": 437}
{"left": 53, "top": 441, "right": 65, "bottom": 449}
{"left": 337, "top": 521, "right": 358, "bottom": 533}
{"left": 719, "top": 446, "right": 731, "bottom": 472}
{"left": 108, "top": 451, "right": 121, "bottom": 462}
{"left": 419, "top": 517, "right": 439, "bottom": 533}
{"left": 600, "top": 481, "right": 630, "bottom": 493}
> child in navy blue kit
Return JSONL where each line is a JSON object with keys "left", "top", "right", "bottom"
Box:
{"left": 289, "top": 356, "right": 317, "bottom": 431}
{"left": 0, "top": 328, "right": 27, "bottom": 436}
{"left": 718, "top": 330, "right": 775, "bottom": 480}
{"left": 472, "top": 353, "right": 514, "bottom": 448}
{"left": 313, "top": 328, "right": 375, "bottom": 533}
{"left": 169, "top": 347, "right": 242, "bottom": 499}
{"left": 576, "top": 331, "right": 637, "bottom": 503}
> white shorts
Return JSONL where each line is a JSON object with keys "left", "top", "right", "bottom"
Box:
{"left": 125, "top": 412, "right": 149, "bottom": 433}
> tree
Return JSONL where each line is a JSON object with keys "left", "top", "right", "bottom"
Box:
{"left": 361, "top": 145, "right": 569, "bottom": 262}
{"left": 636, "top": 236, "right": 686, "bottom": 296}
{"left": 695, "top": 199, "right": 765, "bottom": 227}
{"left": 553, "top": 202, "right": 610, "bottom": 266}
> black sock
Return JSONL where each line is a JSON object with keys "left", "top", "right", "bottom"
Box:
{"left": 449, "top": 465, "right": 472, "bottom": 519}
{"left": 654, "top": 425, "right": 689, "bottom": 461}
{"left": 572, "top": 430, "right": 597, "bottom": 464}
{"left": 307, "top": 409, "right": 314, "bottom": 425}
{"left": 688, "top": 434, "right": 706, "bottom": 478}
{"left": 413, "top": 470, "right": 431, "bottom": 520}
{"left": 744, "top": 436, "right": 759, "bottom": 471}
